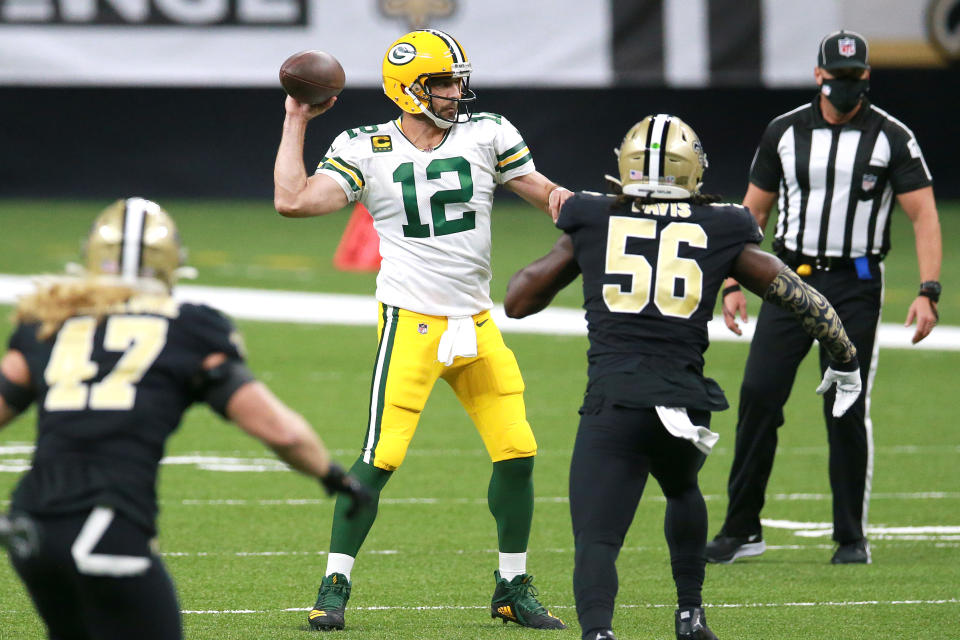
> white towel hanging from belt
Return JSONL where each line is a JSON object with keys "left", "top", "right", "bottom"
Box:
{"left": 655, "top": 406, "right": 719, "bottom": 454}
{"left": 436, "top": 316, "right": 478, "bottom": 366}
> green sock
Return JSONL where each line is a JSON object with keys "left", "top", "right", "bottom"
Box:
{"left": 487, "top": 456, "right": 535, "bottom": 553}
{"left": 329, "top": 458, "right": 393, "bottom": 557}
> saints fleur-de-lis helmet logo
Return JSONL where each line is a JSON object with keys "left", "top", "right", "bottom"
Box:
{"left": 380, "top": 0, "right": 456, "bottom": 30}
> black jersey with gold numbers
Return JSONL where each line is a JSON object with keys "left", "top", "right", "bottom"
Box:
{"left": 557, "top": 192, "right": 762, "bottom": 410}
{"left": 8, "top": 297, "right": 247, "bottom": 534}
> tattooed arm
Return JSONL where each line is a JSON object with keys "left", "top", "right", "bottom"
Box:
{"left": 731, "top": 244, "right": 861, "bottom": 417}
{"left": 762, "top": 267, "right": 858, "bottom": 366}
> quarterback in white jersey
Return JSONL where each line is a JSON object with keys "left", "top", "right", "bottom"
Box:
{"left": 317, "top": 113, "right": 535, "bottom": 316}
{"left": 273, "top": 29, "right": 572, "bottom": 633}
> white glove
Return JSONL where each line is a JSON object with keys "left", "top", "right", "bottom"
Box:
{"left": 816, "top": 367, "right": 862, "bottom": 418}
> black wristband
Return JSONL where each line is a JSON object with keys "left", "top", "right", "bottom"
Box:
{"left": 0, "top": 371, "right": 35, "bottom": 413}
{"left": 722, "top": 284, "right": 742, "bottom": 297}
{"left": 320, "top": 461, "right": 347, "bottom": 496}
{"left": 831, "top": 355, "right": 860, "bottom": 373}
{"left": 918, "top": 281, "right": 941, "bottom": 303}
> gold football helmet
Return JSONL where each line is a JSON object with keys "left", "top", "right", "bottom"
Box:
{"left": 382, "top": 29, "right": 476, "bottom": 129}
{"left": 614, "top": 114, "right": 708, "bottom": 199}
{"left": 84, "top": 198, "right": 186, "bottom": 291}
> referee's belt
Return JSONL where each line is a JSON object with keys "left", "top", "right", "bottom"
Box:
{"left": 776, "top": 249, "right": 881, "bottom": 274}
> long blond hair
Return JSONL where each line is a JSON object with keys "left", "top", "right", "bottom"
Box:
{"left": 14, "top": 278, "right": 139, "bottom": 341}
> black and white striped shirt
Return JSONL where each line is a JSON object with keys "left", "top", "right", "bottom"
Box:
{"left": 750, "top": 97, "right": 932, "bottom": 259}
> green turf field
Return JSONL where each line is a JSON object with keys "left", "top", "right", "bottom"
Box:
{"left": 0, "top": 199, "right": 957, "bottom": 639}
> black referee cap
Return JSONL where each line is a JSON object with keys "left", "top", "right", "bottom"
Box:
{"left": 817, "top": 30, "right": 869, "bottom": 70}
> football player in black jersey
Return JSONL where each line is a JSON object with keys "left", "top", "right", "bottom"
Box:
{"left": 504, "top": 116, "right": 863, "bottom": 640}
{"left": 0, "top": 198, "right": 370, "bottom": 640}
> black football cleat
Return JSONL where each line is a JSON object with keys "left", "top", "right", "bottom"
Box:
{"left": 705, "top": 534, "right": 765, "bottom": 564}
{"left": 490, "top": 571, "right": 566, "bottom": 629}
{"left": 307, "top": 573, "right": 351, "bottom": 631}
{"left": 585, "top": 629, "right": 618, "bottom": 640}
{"left": 831, "top": 538, "right": 871, "bottom": 564}
{"left": 675, "top": 607, "right": 718, "bottom": 640}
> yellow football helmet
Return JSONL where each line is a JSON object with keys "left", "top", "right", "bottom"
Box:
{"left": 382, "top": 29, "right": 476, "bottom": 129}
{"left": 615, "top": 114, "right": 708, "bottom": 199}
{"left": 84, "top": 198, "right": 186, "bottom": 291}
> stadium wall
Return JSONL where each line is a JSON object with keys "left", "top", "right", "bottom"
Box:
{"left": 1, "top": 69, "right": 955, "bottom": 200}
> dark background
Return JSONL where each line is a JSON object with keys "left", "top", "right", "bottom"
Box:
{"left": 1, "top": 69, "right": 955, "bottom": 200}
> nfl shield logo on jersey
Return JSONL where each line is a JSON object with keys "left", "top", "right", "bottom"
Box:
{"left": 839, "top": 37, "right": 857, "bottom": 57}
{"left": 862, "top": 174, "right": 877, "bottom": 192}
{"left": 418, "top": 322, "right": 429, "bottom": 335}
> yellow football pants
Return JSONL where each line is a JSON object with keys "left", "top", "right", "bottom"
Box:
{"left": 362, "top": 304, "right": 537, "bottom": 471}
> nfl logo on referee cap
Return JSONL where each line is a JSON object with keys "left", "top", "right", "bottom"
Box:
{"left": 838, "top": 37, "right": 857, "bottom": 57}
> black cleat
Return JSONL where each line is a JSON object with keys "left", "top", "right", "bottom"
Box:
{"left": 831, "top": 538, "right": 871, "bottom": 564}
{"left": 490, "top": 570, "right": 566, "bottom": 629}
{"left": 675, "top": 607, "right": 718, "bottom": 640}
{"left": 307, "top": 573, "right": 351, "bottom": 631}
{"left": 705, "top": 534, "right": 765, "bottom": 564}
{"left": 585, "top": 629, "right": 617, "bottom": 640}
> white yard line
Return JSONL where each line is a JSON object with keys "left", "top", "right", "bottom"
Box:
{"left": 2, "top": 274, "right": 958, "bottom": 350}
{"left": 177, "top": 598, "right": 960, "bottom": 614}
{"left": 160, "top": 492, "right": 960, "bottom": 507}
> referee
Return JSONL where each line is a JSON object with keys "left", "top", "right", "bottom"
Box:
{"left": 707, "top": 30, "right": 942, "bottom": 565}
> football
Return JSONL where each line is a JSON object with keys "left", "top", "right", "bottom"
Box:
{"left": 279, "top": 50, "right": 345, "bottom": 105}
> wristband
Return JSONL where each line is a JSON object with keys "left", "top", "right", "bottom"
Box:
{"left": 0, "top": 371, "right": 35, "bottom": 413}
{"left": 722, "top": 284, "right": 742, "bottom": 297}
{"left": 830, "top": 355, "right": 860, "bottom": 373}
{"left": 918, "top": 281, "right": 941, "bottom": 303}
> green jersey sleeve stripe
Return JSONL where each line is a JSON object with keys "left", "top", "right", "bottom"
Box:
{"left": 497, "top": 154, "right": 533, "bottom": 173}
{"left": 319, "top": 156, "right": 364, "bottom": 192}
{"left": 496, "top": 141, "right": 528, "bottom": 162}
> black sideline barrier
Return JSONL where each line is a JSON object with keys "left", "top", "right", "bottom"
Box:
{"left": 1, "top": 70, "right": 955, "bottom": 199}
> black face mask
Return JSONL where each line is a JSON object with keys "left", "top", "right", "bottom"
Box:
{"left": 820, "top": 78, "right": 869, "bottom": 114}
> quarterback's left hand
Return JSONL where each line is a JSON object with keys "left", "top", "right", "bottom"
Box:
{"left": 320, "top": 462, "right": 374, "bottom": 519}
{"left": 816, "top": 366, "right": 862, "bottom": 417}
{"left": 548, "top": 187, "right": 574, "bottom": 223}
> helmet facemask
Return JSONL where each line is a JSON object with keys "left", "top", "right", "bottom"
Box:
{"left": 406, "top": 67, "right": 476, "bottom": 129}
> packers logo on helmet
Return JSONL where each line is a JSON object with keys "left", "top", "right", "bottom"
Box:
{"left": 84, "top": 198, "right": 187, "bottom": 291}
{"left": 615, "top": 114, "right": 708, "bottom": 200}
{"left": 382, "top": 29, "right": 477, "bottom": 129}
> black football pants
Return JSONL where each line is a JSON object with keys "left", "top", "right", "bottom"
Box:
{"left": 9, "top": 507, "right": 181, "bottom": 640}
{"left": 720, "top": 265, "right": 882, "bottom": 545}
{"left": 570, "top": 402, "right": 709, "bottom": 639}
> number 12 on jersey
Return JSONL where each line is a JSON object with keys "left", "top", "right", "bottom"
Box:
{"left": 393, "top": 157, "right": 476, "bottom": 238}
{"left": 603, "top": 217, "right": 707, "bottom": 319}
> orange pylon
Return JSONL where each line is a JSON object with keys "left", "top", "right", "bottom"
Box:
{"left": 333, "top": 203, "right": 381, "bottom": 272}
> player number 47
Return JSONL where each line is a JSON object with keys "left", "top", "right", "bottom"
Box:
{"left": 603, "top": 217, "right": 707, "bottom": 319}
{"left": 43, "top": 315, "right": 169, "bottom": 411}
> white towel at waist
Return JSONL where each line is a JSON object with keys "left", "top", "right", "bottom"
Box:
{"left": 654, "top": 406, "right": 719, "bottom": 455}
{"left": 437, "top": 316, "right": 478, "bottom": 366}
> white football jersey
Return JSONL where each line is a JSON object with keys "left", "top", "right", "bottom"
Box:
{"left": 316, "top": 112, "right": 536, "bottom": 316}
